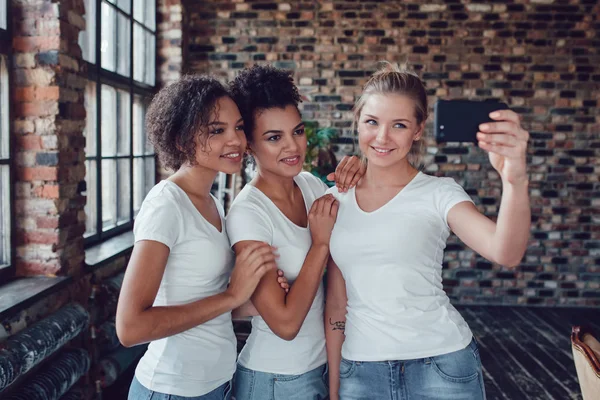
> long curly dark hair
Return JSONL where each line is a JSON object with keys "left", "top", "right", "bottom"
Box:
{"left": 146, "top": 75, "right": 231, "bottom": 171}
{"left": 229, "top": 64, "right": 302, "bottom": 143}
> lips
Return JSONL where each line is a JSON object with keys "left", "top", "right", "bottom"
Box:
{"left": 280, "top": 156, "right": 301, "bottom": 166}
{"left": 221, "top": 151, "right": 242, "bottom": 162}
{"left": 371, "top": 146, "right": 395, "bottom": 155}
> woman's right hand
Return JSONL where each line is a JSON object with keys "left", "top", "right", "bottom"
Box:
{"left": 226, "top": 242, "right": 278, "bottom": 308}
{"left": 308, "top": 194, "right": 339, "bottom": 247}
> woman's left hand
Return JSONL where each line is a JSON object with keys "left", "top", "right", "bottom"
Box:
{"left": 326, "top": 155, "right": 366, "bottom": 192}
{"left": 477, "top": 110, "right": 529, "bottom": 185}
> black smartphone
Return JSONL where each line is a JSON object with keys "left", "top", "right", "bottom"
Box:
{"left": 434, "top": 100, "right": 509, "bottom": 143}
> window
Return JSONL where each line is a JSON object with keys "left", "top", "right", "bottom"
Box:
{"left": 0, "top": 0, "right": 12, "bottom": 279}
{"left": 80, "top": 0, "right": 156, "bottom": 245}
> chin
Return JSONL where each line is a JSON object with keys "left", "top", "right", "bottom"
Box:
{"left": 217, "top": 160, "right": 243, "bottom": 175}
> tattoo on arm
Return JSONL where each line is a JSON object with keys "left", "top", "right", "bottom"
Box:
{"left": 329, "top": 318, "right": 345, "bottom": 331}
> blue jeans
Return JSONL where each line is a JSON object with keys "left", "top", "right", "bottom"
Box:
{"left": 128, "top": 376, "right": 232, "bottom": 400}
{"left": 339, "top": 339, "right": 485, "bottom": 400}
{"left": 233, "top": 363, "right": 329, "bottom": 400}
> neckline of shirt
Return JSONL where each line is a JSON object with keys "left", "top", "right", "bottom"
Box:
{"left": 351, "top": 171, "right": 424, "bottom": 216}
{"left": 247, "top": 174, "right": 310, "bottom": 231}
{"left": 162, "top": 180, "right": 225, "bottom": 235}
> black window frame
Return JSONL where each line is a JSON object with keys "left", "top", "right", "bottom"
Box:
{"left": 82, "top": 0, "right": 157, "bottom": 247}
{"left": 0, "top": 0, "right": 14, "bottom": 282}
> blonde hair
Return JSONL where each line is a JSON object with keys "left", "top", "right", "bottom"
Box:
{"left": 353, "top": 61, "right": 428, "bottom": 168}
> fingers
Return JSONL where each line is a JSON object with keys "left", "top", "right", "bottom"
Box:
{"left": 330, "top": 198, "right": 339, "bottom": 219}
{"left": 334, "top": 156, "right": 349, "bottom": 188}
{"left": 244, "top": 245, "right": 278, "bottom": 271}
{"left": 489, "top": 109, "right": 520, "bottom": 124}
{"left": 337, "top": 156, "right": 360, "bottom": 192}
{"left": 326, "top": 172, "right": 335, "bottom": 182}
{"left": 478, "top": 141, "right": 523, "bottom": 157}
{"left": 486, "top": 110, "right": 529, "bottom": 141}
{"left": 238, "top": 242, "right": 268, "bottom": 261}
{"left": 476, "top": 132, "right": 518, "bottom": 148}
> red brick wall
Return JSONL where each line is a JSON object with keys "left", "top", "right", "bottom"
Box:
{"left": 183, "top": 0, "right": 600, "bottom": 306}
{"left": 13, "top": 0, "right": 87, "bottom": 277}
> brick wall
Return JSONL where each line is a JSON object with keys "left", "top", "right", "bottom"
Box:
{"left": 183, "top": 0, "right": 600, "bottom": 306}
{"left": 13, "top": 0, "right": 87, "bottom": 278}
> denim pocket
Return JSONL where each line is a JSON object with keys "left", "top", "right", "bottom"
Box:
{"left": 427, "top": 346, "right": 480, "bottom": 383}
{"left": 339, "top": 358, "right": 356, "bottom": 379}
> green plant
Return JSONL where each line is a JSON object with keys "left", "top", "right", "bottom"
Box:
{"left": 303, "top": 122, "right": 338, "bottom": 186}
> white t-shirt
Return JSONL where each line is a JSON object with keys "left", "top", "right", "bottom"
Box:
{"left": 226, "top": 172, "right": 328, "bottom": 375}
{"left": 133, "top": 180, "right": 237, "bottom": 397}
{"left": 328, "top": 172, "right": 474, "bottom": 361}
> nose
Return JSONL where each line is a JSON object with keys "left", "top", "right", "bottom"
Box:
{"left": 375, "top": 125, "right": 390, "bottom": 144}
{"left": 283, "top": 134, "right": 300, "bottom": 153}
{"left": 226, "top": 127, "right": 244, "bottom": 148}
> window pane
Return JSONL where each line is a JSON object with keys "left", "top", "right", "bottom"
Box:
{"left": 146, "top": 0, "right": 155, "bottom": 31}
{"left": 0, "top": 0, "right": 6, "bottom": 30}
{"left": 133, "top": 95, "right": 145, "bottom": 155}
{"left": 79, "top": 0, "right": 96, "bottom": 63}
{"left": 134, "top": 25, "right": 155, "bottom": 85}
{"left": 134, "top": 157, "right": 155, "bottom": 217}
{"left": 117, "top": 159, "right": 130, "bottom": 224}
{"left": 117, "top": 90, "right": 131, "bottom": 156}
{"left": 0, "top": 166, "right": 9, "bottom": 266}
{"left": 145, "top": 156, "right": 155, "bottom": 195}
{"left": 107, "top": 0, "right": 131, "bottom": 14}
{"left": 117, "top": 13, "right": 131, "bottom": 77}
{"left": 101, "top": 2, "right": 116, "bottom": 72}
{"left": 146, "top": 32, "right": 156, "bottom": 86}
{"left": 84, "top": 82, "right": 97, "bottom": 156}
{"left": 133, "top": 158, "right": 144, "bottom": 216}
{"left": 102, "top": 159, "right": 117, "bottom": 230}
{"left": 0, "top": 56, "right": 8, "bottom": 159}
{"left": 101, "top": 85, "right": 117, "bottom": 156}
{"left": 84, "top": 160, "right": 98, "bottom": 236}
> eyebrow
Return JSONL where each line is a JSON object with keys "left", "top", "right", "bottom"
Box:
{"left": 208, "top": 118, "right": 244, "bottom": 126}
{"left": 262, "top": 121, "right": 305, "bottom": 136}
{"left": 364, "top": 114, "right": 411, "bottom": 123}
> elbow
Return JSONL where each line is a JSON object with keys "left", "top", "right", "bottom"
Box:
{"left": 494, "top": 252, "right": 525, "bottom": 269}
{"left": 274, "top": 324, "right": 301, "bottom": 341}
{"left": 269, "top": 317, "right": 301, "bottom": 341}
{"left": 116, "top": 313, "right": 141, "bottom": 348}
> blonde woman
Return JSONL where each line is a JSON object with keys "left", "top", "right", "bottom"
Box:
{"left": 325, "top": 63, "right": 530, "bottom": 400}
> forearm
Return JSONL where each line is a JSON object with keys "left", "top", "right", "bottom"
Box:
{"left": 326, "top": 304, "right": 346, "bottom": 398}
{"left": 493, "top": 179, "right": 531, "bottom": 266}
{"left": 117, "top": 291, "right": 236, "bottom": 347}
{"left": 277, "top": 243, "right": 330, "bottom": 326}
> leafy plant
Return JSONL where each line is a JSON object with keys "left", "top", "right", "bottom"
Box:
{"left": 303, "top": 122, "right": 338, "bottom": 186}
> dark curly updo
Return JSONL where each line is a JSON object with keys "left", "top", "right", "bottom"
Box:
{"left": 229, "top": 64, "right": 302, "bottom": 142}
{"left": 146, "top": 75, "right": 230, "bottom": 171}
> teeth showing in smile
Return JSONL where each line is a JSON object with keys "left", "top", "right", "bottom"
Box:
{"left": 372, "top": 147, "right": 392, "bottom": 154}
{"left": 282, "top": 157, "right": 299, "bottom": 162}
{"left": 222, "top": 153, "right": 240, "bottom": 158}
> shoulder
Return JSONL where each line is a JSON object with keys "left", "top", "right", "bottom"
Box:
{"left": 139, "top": 181, "right": 182, "bottom": 214}
{"left": 296, "top": 171, "right": 328, "bottom": 196}
{"left": 227, "top": 186, "right": 271, "bottom": 224}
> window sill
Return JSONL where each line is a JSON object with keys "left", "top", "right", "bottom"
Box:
{"left": 85, "top": 230, "right": 135, "bottom": 270}
{"left": 0, "top": 276, "right": 72, "bottom": 320}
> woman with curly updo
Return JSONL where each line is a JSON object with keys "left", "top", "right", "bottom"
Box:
{"left": 116, "top": 75, "right": 282, "bottom": 400}
{"left": 226, "top": 65, "right": 364, "bottom": 399}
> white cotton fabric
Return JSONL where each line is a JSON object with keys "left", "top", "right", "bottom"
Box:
{"left": 328, "top": 172, "right": 475, "bottom": 361}
{"left": 134, "top": 180, "right": 237, "bottom": 397}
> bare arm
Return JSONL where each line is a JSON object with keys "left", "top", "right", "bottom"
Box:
{"left": 325, "top": 258, "right": 347, "bottom": 400}
{"left": 448, "top": 109, "right": 530, "bottom": 268}
{"left": 448, "top": 181, "right": 530, "bottom": 268}
{"left": 232, "top": 271, "right": 290, "bottom": 319}
{"left": 116, "top": 240, "right": 276, "bottom": 347}
{"left": 233, "top": 194, "right": 338, "bottom": 341}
